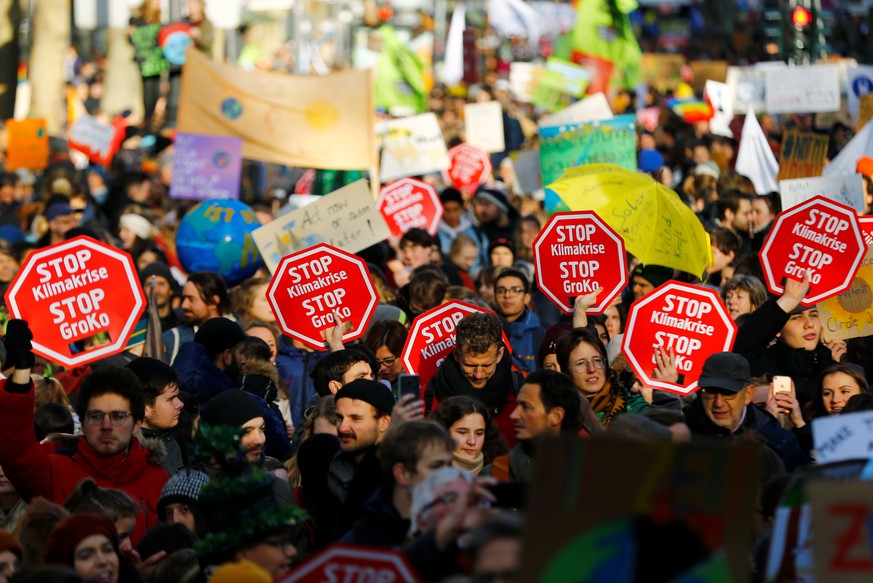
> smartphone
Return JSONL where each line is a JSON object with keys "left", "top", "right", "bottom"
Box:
{"left": 772, "top": 376, "right": 792, "bottom": 394}
{"left": 397, "top": 374, "right": 421, "bottom": 400}
{"left": 489, "top": 482, "right": 528, "bottom": 509}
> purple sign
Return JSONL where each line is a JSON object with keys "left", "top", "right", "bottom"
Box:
{"left": 169, "top": 133, "right": 243, "bottom": 200}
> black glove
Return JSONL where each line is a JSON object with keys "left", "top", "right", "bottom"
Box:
{"left": 4, "top": 319, "right": 34, "bottom": 370}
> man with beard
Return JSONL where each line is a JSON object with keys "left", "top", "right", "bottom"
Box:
{"left": 162, "top": 271, "right": 230, "bottom": 363}
{"left": 425, "top": 312, "right": 523, "bottom": 446}
{"left": 172, "top": 317, "right": 247, "bottom": 405}
{"left": 317, "top": 379, "right": 394, "bottom": 542}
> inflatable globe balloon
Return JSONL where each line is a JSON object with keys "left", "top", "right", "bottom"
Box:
{"left": 175, "top": 199, "right": 262, "bottom": 287}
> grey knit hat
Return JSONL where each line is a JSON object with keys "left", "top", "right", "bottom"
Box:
{"left": 157, "top": 470, "right": 210, "bottom": 518}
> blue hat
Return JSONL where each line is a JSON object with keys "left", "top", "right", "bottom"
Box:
{"left": 638, "top": 149, "right": 665, "bottom": 173}
{"left": 0, "top": 226, "right": 24, "bottom": 244}
{"left": 45, "top": 203, "right": 76, "bottom": 221}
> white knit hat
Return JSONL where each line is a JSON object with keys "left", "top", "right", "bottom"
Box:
{"left": 119, "top": 213, "right": 153, "bottom": 240}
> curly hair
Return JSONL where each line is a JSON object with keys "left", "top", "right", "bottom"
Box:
{"left": 430, "top": 396, "right": 508, "bottom": 465}
{"left": 456, "top": 312, "right": 503, "bottom": 356}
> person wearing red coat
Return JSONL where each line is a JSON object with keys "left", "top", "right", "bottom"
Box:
{"left": 0, "top": 320, "right": 169, "bottom": 546}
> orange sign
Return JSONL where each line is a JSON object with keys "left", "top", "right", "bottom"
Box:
{"left": 6, "top": 119, "right": 49, "bottom": 171}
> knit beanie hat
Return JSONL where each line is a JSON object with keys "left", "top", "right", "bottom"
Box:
{"left": 857, "top": 156, "right": 873, "bottom": 178}
{"left": 210, "top": 561, "right": 272, "bottom": 583}
{"left": 157, "top": 469, "right": 210, "bottom": 519}
{"left": 537, "top": 323, "right": 572, "bottom": 369}
{"left": 201, "top": 390, "right": 263, "bottom": 429}
{"left": 45, "top": 514, "right": 119, "bottom": 566}
{"left": 119, "top": 213, "right": 153, "bottom": 240}
{"left": 439, "top": 187, "right": 464, "bottom": 206}
{"left": 638, "top": 149, "right": 665, "bottom": 173}
{"left": 0, "top": 530, "right": 21, "bottom": 559}
{"left": 474, "top": 185, "right": 510, "bottom": 214}
{"left": 194, "top": 317, "right": 248, "bottom": 359}
{"left": 631, "top": 264, "right": 674, "bottom": 290}
{"left": 488, "top": 236, "right": 516, "bottom": 257}
{"left": 335, "top": 379, "right": 395, "bottom": 416}
{"left": 139, "top": 261, "right": 180, "bottom": 294}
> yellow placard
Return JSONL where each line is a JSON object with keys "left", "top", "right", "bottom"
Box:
{"left": 819, "top": 245, "right": 873, "bottom": 341}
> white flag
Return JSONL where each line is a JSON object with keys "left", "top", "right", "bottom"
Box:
{"left": 823, "top": 119, "right": 873, "bottom": 178}
{"left": 487, "top": 0, "right": 541, "bottom": 48}
{"left": 442, "top": 5, "right": 466, "bottom": 86}
{"left": 735, "top": 110, "right": 779, "bottom": 194}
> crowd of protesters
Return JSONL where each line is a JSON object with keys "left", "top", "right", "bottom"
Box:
{"left": 1, "top": 2, "right": 873, "bottom": 582}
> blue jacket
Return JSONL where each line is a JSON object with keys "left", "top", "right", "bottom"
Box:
{"left": 506, "top": 309, "right": 543, "bottom": 373}
{"left": 275, "top": 338, "right": 326, "bottom": 428}
{"left": 173, "top": 342, "right": 291, "bottom": 460}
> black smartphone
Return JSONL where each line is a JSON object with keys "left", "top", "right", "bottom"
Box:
{"left": 489, "top": 482, "right": 528, "bottom": 509}
{"left": 397, "top": 374, "right": 421, "bottom": 400}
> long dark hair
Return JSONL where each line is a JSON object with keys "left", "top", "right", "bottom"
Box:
{"left": 813, "top": 362, "right": 870, "bottom": 418}
{"left": 430, "top": 396, "right": 508, "bottom": 465}
{"left": 555, "top": 327, "right": 623, "bottom": 394}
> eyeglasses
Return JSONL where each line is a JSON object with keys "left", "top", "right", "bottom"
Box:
{"left": 699, "top": 388, "right": 742, "bottom": 400}
{"left": 420, "top": 491, "right": 460, "bottom": 514}
{"left": 495, "top": 286, "right": 524, "bottom": 297}
{"left": 84, "top": 410, "right": 132, "bottom": 426}
{"left": 568, "top": 357, "right": 606, "bottom": 372}
{"left": 376, "top": 356, "right": 398, "bottom": 367}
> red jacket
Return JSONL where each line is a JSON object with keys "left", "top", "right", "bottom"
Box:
{"left": 0, "top": 380, "right": 168, "bottom": 544}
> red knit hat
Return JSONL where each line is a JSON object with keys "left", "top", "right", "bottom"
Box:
{"left": 0, "top": 530, "right": 21, "bottom": 558}
{"left": 857, "top": 156, "right": 873, "bottom": 178}
{"left": 44, "top": 513, "right": 119, "bottom": 567}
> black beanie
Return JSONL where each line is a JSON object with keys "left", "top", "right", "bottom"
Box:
{"left": 335, "top": 379, "right": 395, "bottom": 416}
{"left": 201, "top": 389, "right": 263, "bottom": 429}
{"left": 194, "top": 317, "right": 247, "bottom": 359}
{"left": 139, "top": 261, "right": 180, "bottom": 294}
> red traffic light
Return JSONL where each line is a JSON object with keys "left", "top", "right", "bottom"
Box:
{"left": 792, "top": 6, "right": 812, "bottom": 28}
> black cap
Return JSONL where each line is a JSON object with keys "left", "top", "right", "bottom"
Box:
{"left": 335, "top": 379, "right": 395, "bottom": 416}
{"left": 201, "top": 389, "right": 264, "bottom": 428}
{"left": 194, "top": 317, "right": 247, "bottom": 359}
{"left": 697, "top": 352, "right": 751, "bottom": 393}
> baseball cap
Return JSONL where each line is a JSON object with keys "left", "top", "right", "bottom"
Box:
{"left": 697, "top": 352, "right": 751, "bottom": 393}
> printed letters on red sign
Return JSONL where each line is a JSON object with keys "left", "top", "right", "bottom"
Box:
{"left": 267, "top": 244, "right": 378, "bottom": 351}
{"left": 533, "top": 211, "right": 627, "bottom": 314}
{"left": 5, "top": 236, "right": 146, "bottom": 368}
{"left": 621, "top": 282, "right": 737, "bottom": 395}
{"left": 377, "top": 178, "right": 443, "bottom": 237}
{"left": 759, "top": 196, "right": 865, "bottom": 306}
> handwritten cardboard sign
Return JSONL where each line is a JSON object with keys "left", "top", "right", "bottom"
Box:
{"left": 765, "top": 65, "right": 840, "bottom": 114}
{"left": 538, "top": 114, "right": 636, "bottom": 187}
{"left": 690, "top": 60, "right": 728, "bottom": 92}
{"left": 377, "top": 113, "right": 450, "bottom": 182}
{"left": 858, "top": 94, "right": 873, "bottom": 132}
{"left": 726, "top": 66, "right": 769, "bottom": 114}
{"left": 780, "top": 174, "right": 865, "bottom": 214}
{"left": 169, "top": 133, "right": 243, "bottom": 200}
{"left": 809, "top": 480, "right": 873, "bottom": 583}
{"left": 640, "top": 53, "right": 684, "bottom": 92}
{"left": 537, "top": 92, "right": 613, "bottom": 129}
{"left": 6, "top": 119, "right": 49, "bottom": 171}
{"left": 520, "top": 438, "right": 760, "bottom": 582}
{"left": 777, "top": 131, "right": 829, "bottom": 180}
{"left": 818, "top": 243, "right": 873, "bottom": 341}
{"left": 463, "top": 101, "right": 505, "bottom": 154}
{"left": 252, "top": 180, "right": 391, "bottom": 273}
{"left": 813, "top": 410, "right": 873, "bottom": 463}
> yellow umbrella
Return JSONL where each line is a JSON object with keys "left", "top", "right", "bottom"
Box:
{"left": 546, "top": 163, "right": 713, "bottom": 278}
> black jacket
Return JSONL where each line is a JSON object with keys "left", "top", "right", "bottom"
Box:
{"left": 684, "top": 398, "right": 810, "bottom": 471}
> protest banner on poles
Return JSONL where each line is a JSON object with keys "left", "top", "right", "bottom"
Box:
{"left": 377, "top": 113, "right": 450, "bottom": 182}
{"left": 521, "top": 437, "right": 760, "bottom": 582}
{"left": 759, "top": 196, "right": 865, "bottom": 305}
{"left": 5, "top": 237, "right": 146, "bottom": 367}
{"left": 538, "top": 114, "right": 636, "bottom": 187}
{"left": 267, "top": 243, "right": 378, "bottom": 351}
{"left": 444, "top": 143, "right": 492, "bottom": 192}
{"left": 376, "top": 178, "right": 442, "bottom": 237}
{"left": 169, "top": 133, "right": 243, "bottom": 200}
{"left": 533, "top": 211, "right": 627, "bottom": 314}
{"left": 252, "top": 180, "right": 391, "bottom": 273}
{"left": 808, "top": 480, "right": 873, "bottom": 583}
{"left": 622, "top": 282, "right": 737, "bottom": 395}
{"left": 777, "top": 131, "right": 829, "bottom": 180}
{"left": 5, "top": 119, "right": 48, "bottom": 171}
{"left": 779, "top": 174, "right": 865, "bottom": 213}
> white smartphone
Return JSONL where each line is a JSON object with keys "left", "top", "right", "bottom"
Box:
{"left": 772, "top": 376, "right": 792, "bottom": 394}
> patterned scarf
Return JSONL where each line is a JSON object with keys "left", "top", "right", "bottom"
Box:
{"left": 587, "top": 381, "right": 626, "bottom": 427}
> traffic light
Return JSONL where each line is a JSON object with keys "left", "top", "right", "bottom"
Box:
{"left": 763, "top": 9, "right": 785, "bottom": 60}
{"left": 788, "top": 0, "right": 814, "bottom": 64}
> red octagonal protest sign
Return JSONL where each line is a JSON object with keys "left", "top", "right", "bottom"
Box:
{"left": 759, "top": 195, "right": 865, "bottom": 306}
{"left": 278, "top": 544, "right": 421, "bottom": 583}
{"left": 444, "top": 143, "right": 492, "bottom": 192}
{"left": 859, "top": 216, "right": 873, "bottom": 248}
{"left": 402, "top": 300, "right": 510, "bottom": 390}
{"left": 5, "top": 236, "right": 146, "bottom": 368}
{"left": 621, "top": 282, "right": 737, "bottom": 395}
{"left": 533, "top": 211, "right": 627, "bottom": 314}
{"left": 267, "top": 243, "right": 377, "bottom": 351}
{"left": 377, "top": 178, "right": 443, "bottom": 237}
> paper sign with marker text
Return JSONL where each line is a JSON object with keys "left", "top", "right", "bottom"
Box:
{"left": 463, "top": 101, "right": 505, "bottom": 153}
{"left": 813, "top": 410, "right": 873, "bottom": 464}
{"left": 252, "top": 180, "right": 391, "bottom": 273}
{"left": 170, "top": 133, "right": 243, "bottom": 200}
{"left": 780, "top": 175, "right": 865, "bottom": 214}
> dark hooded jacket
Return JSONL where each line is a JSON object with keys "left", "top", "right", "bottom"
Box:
{"left": 275, "top": 338, "right": 325, "bottom": 428}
